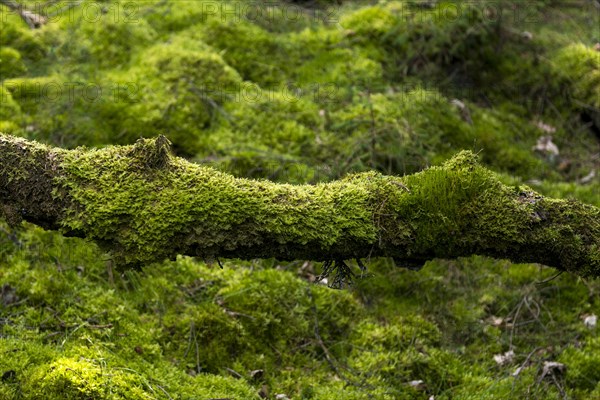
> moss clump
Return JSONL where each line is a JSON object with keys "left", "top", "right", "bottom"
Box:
{"left": 0, "top": 47, "right": 27, "bottom": 79}
{"left": 3, "top": 74, "right": 125, "bottom": 146}
{"left": 0, "top": 8, "right": 47, "bottom": 61}
{"left": 328, "top": 89, "right": 552, "bottom": 179}
{"left": 65, "top": 14, "right": 157, "bottom": 69}
{"left": 339, "top": 1, "right": 504, "bottom": 80}
{"left": 559, "top": 337, "right": 600, "bottom": 393}
{"left": 0, "top": 341, "right": 259, "bottom": 400}
{"left": 200, "top": 88, "right": 328, "bottom": 181}
{"left": 348, "top": 317, "right": 463, "bottom": 394}
{"left": 288, "top": 27, "right": 385, "bottom": 92}
{"left": 115, "top": 38, "right": 243, "bottom": 154}
{"left": 197, "top": 19, "right": 291, "bottom": 87}
{"left": 553, "top": 44, "right": 600, "bottom": 109}
{"left": 159, "top": 302, "right": 250, "bottom": 374}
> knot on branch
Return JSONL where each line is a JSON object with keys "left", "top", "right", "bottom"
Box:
{"left": 128, "top": 135, "right": 172, "bottom": 170}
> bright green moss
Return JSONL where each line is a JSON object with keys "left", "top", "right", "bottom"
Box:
{"left": 0, "top": 340, "right": 259, "bottom": 400}
{"left": 0, "top": 47, "right": 27, "bottom": 79}
{"left": 0, "top": 85, "right": 21, "bottom": 120}
{"left": 0, "top": 8, "right": 46, "bottom": 61}
{"left": 197, "top": 19, "right": 291, "bottom": 86}
{"left": 0, "top": 120, "right": 19, "bottom": 133}
{"left": 50, "top": 137, "right": 386, "bottom": 265}
{"left": 216, "top": 90, "right": 322, "bottom": 156}
{"left": 553, "top": 44, "right": 600, "bottom": 109}
{"left": 3, "top": 75, "right": 60, "bottom": 100}
{"left": 60, "top": 14, "right": 157, "bottom": 68}
{"left": 290, "top": 27, "right": 385, "bottom": 93}
{"left": 328, "top": 89, "right": 551, "bottom": 179}
{"left": 340, "top": 4, "right": 399, "bottom": 40}
{"left": 115, "top": 39, "right": 243, "bottom": 154}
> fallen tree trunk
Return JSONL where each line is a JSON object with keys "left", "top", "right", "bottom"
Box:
{"left": 1, "top": 133, "right": 599, "bottom": 278}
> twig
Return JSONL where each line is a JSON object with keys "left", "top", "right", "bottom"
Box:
{"left": 535, "top": 270, "right": 564, "bottom": 285}
{"left": 306, "top": 286, "right": 380, "bottom": 392}
{"left": 225, "top": 367, "right": 243, "bottom": 379}
{"left": 306, "top": 286, "right": 347, "bottom": 380}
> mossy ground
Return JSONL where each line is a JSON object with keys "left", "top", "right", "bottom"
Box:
{"left": 1, "top": 0, "right": 599, "bottom": 398}
{"left": 2, "top": 220, "right": 600, "bottom": 399}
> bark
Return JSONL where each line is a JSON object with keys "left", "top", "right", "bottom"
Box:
{"left": 1, "top": 133, "right": 599, "bottom": 277}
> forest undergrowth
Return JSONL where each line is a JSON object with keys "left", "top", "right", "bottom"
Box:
{"left": 1, "top": 0, "right": 599, "bottom": 398}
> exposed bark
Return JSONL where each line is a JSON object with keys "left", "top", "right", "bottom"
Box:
{"left": 1, "top": 133, "right": 599, "bottom": 277}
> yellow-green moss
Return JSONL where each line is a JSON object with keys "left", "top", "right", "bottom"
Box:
{"left": 553, "top": 44, "right": 600, "bottom": 109}
{"left": 0, "top": 47, "right": 27, "bottom": 79}
{"left": 0, "top": 85, "right": 21, "bottom": 120}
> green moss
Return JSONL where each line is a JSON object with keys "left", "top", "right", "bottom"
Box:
{"left": 559, "top": 337, "right": 600, "bottom": 391}
{"left": 553, "top": 44, "right": 600, "bottom": 109}
{"left": 161, "top": 303, "right": 248, "bottom": 373}
{"left": 328, "top": 89, "right": 552, "bottom": 179}
{"left": 2, "top": 0, "right": 600, "bottom": 398}
{"left": 347, "top": 316, "right": 462, "bottom": 395}
{"left": 3, "top": 76, "right": 60, "bottom": 100}
{"left": 340, "top": 4, "right": 399, "bottom": 41}
{"left": 115, "top": 38, "right": 243, "bottom": 154}
{"left": 0, "top": 85, "right": 21, "bottom": 120}
{"left": 290, "top": 27, "right": 385, "bottom": 93}
{"left": 0, "top": 47, "right": 27, "bottom": 79}
{"left": 340, "top": 1, "right": 504, "bottom": 81}
{"left": 198, "top": 88, "right": 328, "bottom": 181}
{"left": 3, "top": 74, "right": 126, "bottom": 146}
{"left": 47, "top": 136, "right": 387, "bottom": 265}
{"left": 197, "top": 20, "right": 291, "bottom": 86}
{"left": 59, "top": 14, "right": 157, "bottom": 69}
{"left": 0, "top": 8, "right": 46, "bottom": 61}
{"left": 2, "top": 218, "right": 600, "bottom": 399}
{"left": 0, "top": 340, "right": 259, "bottom": 400}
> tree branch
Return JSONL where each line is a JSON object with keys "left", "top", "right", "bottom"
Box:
{"left": 1, "top": 133, "right": 599, "bottom": 277}
{"left": 0, "top": 0, "right": 47, "bottom": 29}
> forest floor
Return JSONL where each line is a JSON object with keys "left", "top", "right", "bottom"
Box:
{"left": 1, "top": 0, "right": 599, "bottom": 398}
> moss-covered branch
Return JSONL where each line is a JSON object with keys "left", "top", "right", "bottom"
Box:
{"left": 1, "top": 133, "right": 599, "bottom": 276}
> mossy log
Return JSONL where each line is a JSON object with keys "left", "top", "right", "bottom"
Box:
{"left": 1, "top": 133, "right": 599, "bottom": 277}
